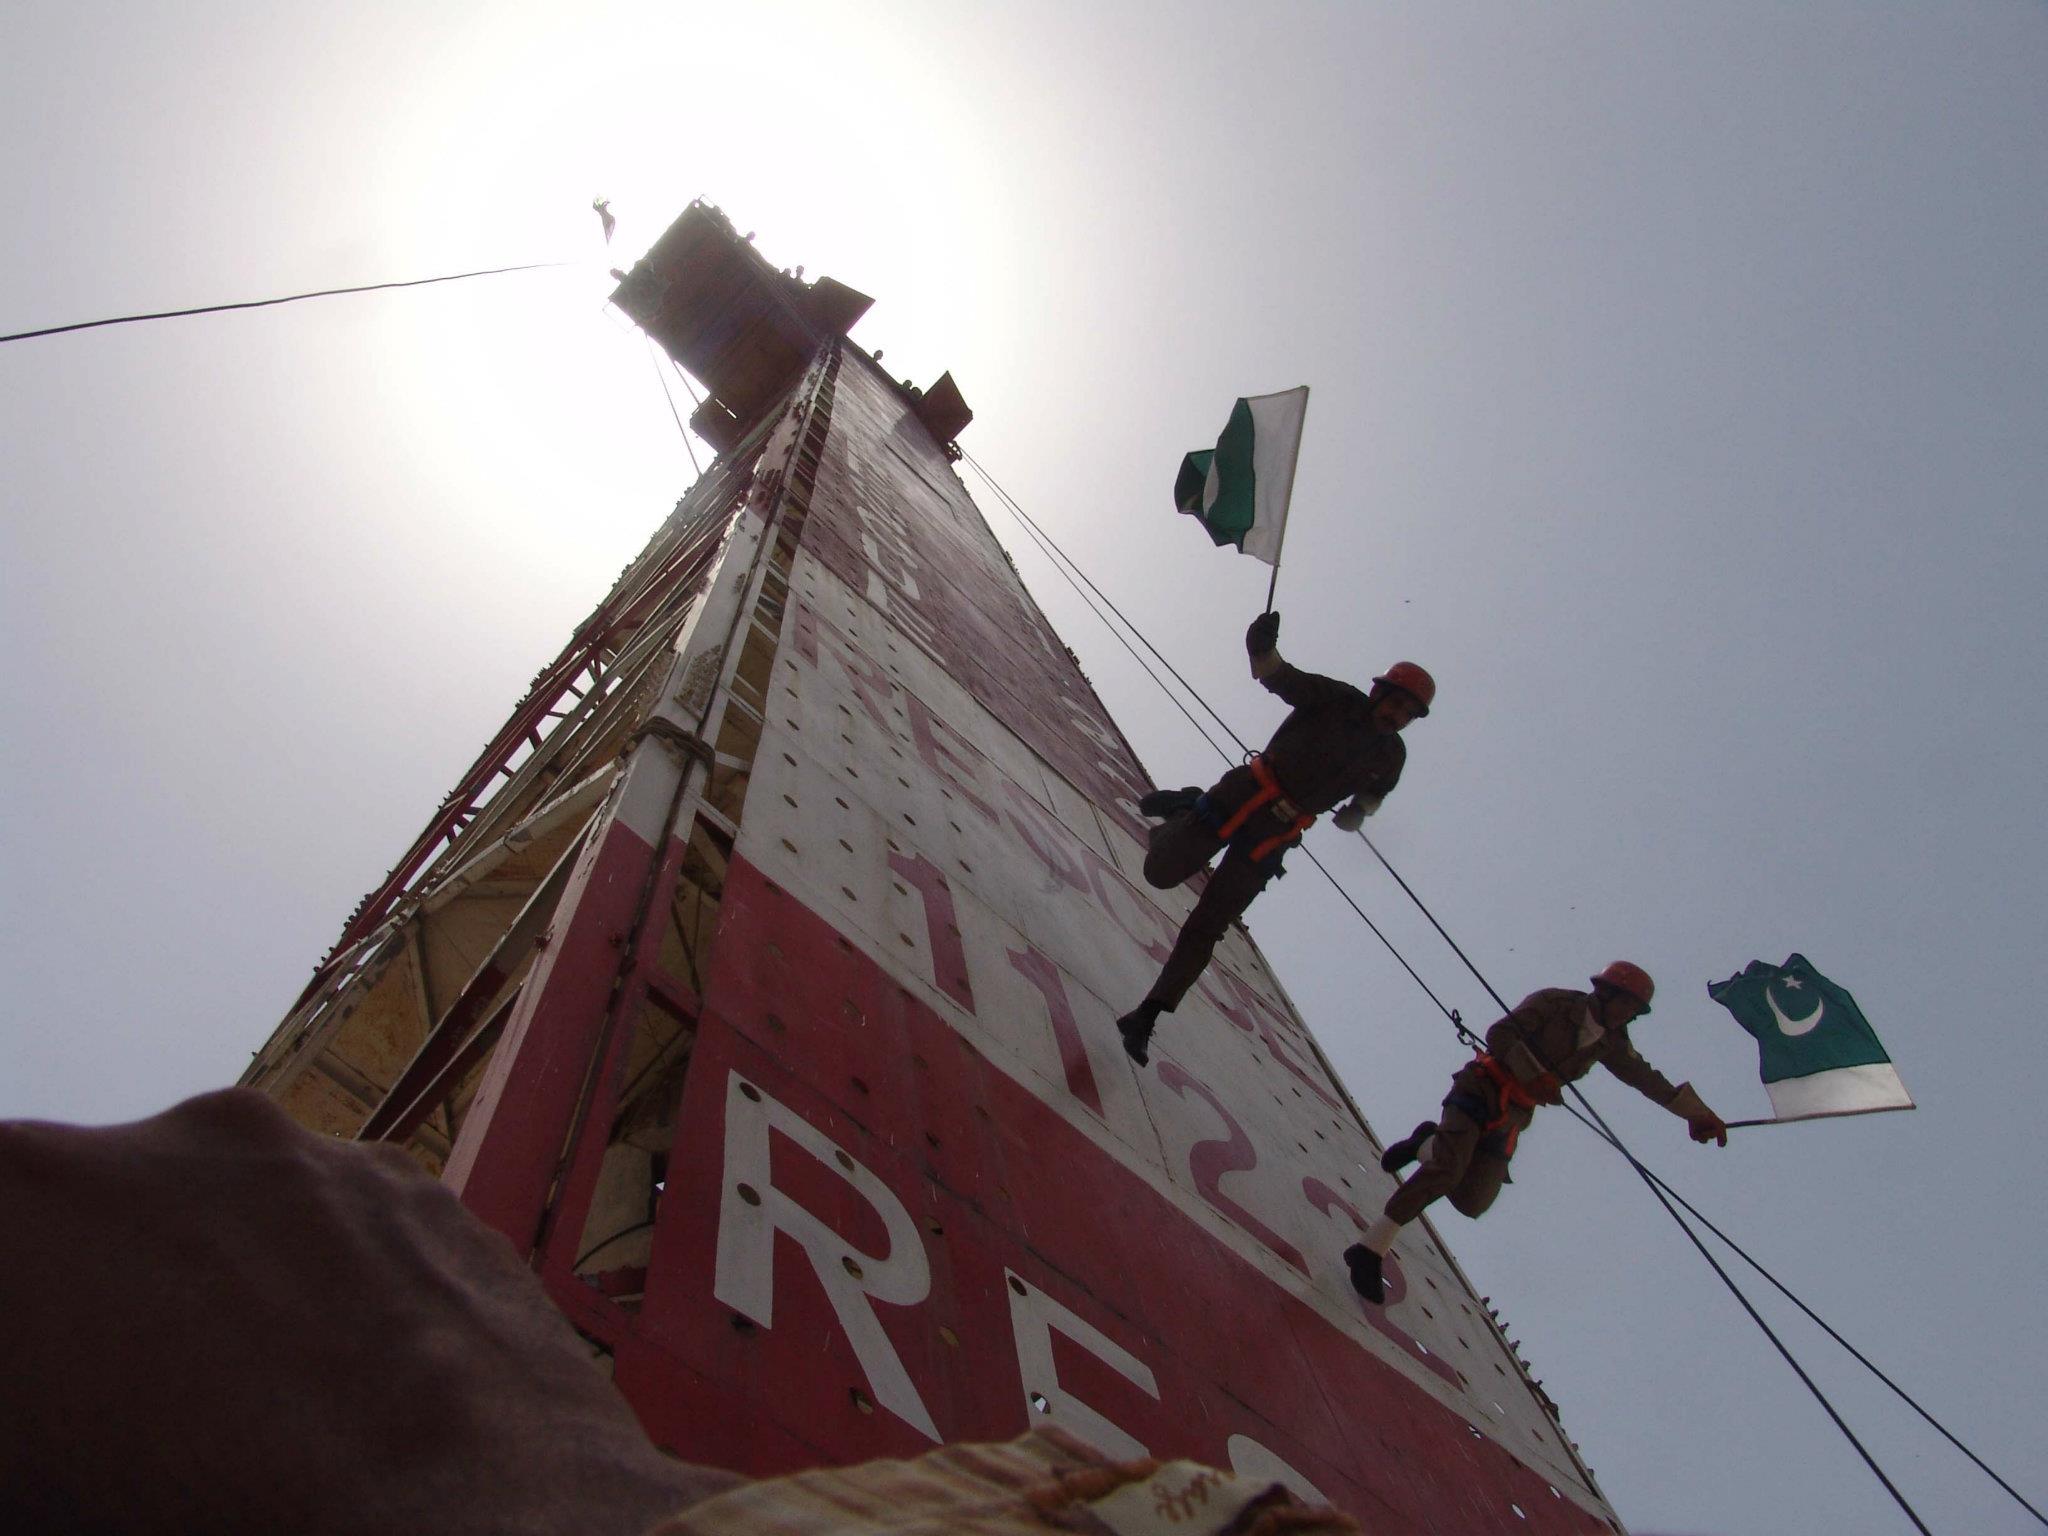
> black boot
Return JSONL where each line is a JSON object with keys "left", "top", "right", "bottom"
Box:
{"left": 1138, "top": 786, "right": 1203, "bottom": 819}
{"left": 1117, "top": 1002, "right": 1162, "bottom": 1066}
{"left": 1379, "top": 1120, "right": 1436, "bottom": 1175}
{"left": 1344, "top": 1243, "right": 1386, "bottom": 1305}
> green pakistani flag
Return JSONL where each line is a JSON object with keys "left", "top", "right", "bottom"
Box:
{"left": 1708, "top": 954, "right": 1914, "bottom": 1123}
{"left": 1173, "top": 386, "right": 1309, "bottom": 567}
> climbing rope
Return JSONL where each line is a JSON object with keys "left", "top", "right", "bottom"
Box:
{"left": 967, "top": 457, "right": 1240, "bottom": 763}
{"left": 668, "top": 353, "right": 705, "bottom": 408}
{"left": 963, "top": 454, "right": 1466, "bottom": 1026}
{"left": 645, "top": 334, "right": 703, "bottom": 477}
{"left": 959, "top": 451, "right": 2024, "bottom": 1536}
{"left": 0, "top": 261, "right": 571, "bottom": 347}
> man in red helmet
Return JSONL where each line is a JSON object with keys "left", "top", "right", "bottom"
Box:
{"left": 1117, "top": 611, "right": 1431, "bottom": 1065}
{"left": 1344, "top": 962, "right": 1729, "bottom": 1303}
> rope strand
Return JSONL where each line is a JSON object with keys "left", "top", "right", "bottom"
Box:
{"left": 645, "top": 335, "right": 703, "bottom": 477}
{"left": 963, "top": 457, "right": 1472, "bottom": 1030}
{"left": 965, "top": 452, "right": 1253, "bottom": 755}
{"left": 959, "top": 450, "right": 2015, "bottom": 1536}
{"left": 962, "top": 458, "right": 1236, "bottom": 760}
{"left": 0, "top": 261, "right": 570, "bottom": 346}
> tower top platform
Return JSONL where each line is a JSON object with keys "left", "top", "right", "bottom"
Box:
{"left": 612, "top": 200, "right": 969, "bottom": 452}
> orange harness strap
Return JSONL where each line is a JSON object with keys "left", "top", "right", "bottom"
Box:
{"left": 1470, "top": 1053, "right": 1551, "bottom": 1158}
{"left": 1213, "top": 756, "right": 1316, "bottom": 862}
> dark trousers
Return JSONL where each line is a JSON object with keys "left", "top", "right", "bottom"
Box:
{"left": 1140, "top": 807, "right": 1284, "bottom": 1008}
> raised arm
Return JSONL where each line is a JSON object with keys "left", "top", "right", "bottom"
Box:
{"left": 1246, "top": 611, "right": 1363, "bottom": 710}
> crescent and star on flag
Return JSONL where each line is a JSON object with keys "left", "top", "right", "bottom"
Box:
{"left": 1710, "top": 956, "right": 1911, "bottom": 1125}
{"left": 1766, "top": 973, "right": 1825, "bottom": 1038}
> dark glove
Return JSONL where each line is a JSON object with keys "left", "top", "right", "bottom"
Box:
{"left": 1246, "top": 611, "right": 1280, "bottom": 656}
{"left": 1689, "top": 1111, "right": 1730, "bottom": 1148}
{"left": 1669, "top": 1083, "right": 1729, "bottom": 1147}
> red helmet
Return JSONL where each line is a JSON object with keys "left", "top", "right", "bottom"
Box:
{"left": 1372, "top": 661, "right": 1435, "bottom": 716}
{"left": 1590, "top": 960, "right": 1655, "bottom": 1012}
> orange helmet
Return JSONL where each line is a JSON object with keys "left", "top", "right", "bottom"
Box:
{"left": 1590, "top": 960, "right": 1654, "bottom": 1013}
{"left": 1372, "top": 661, "right": 1435, "bottom": 716}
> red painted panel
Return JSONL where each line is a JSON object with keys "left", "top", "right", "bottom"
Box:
{"left": 442, "top": 816, "right": 661, "bottom": 1253}
{"left": 610, "top": 855, "right": 1609, "bottom": 1534}
{"left": 638, "top": 1025, "right": 945, "bottom": 1468}
{"left": 614, "top": 1332, "right": 825, "bottom": 1479}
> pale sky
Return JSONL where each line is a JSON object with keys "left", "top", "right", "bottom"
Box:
{"left": 4, "top": 4, "right": 2045, "bottom": 1532}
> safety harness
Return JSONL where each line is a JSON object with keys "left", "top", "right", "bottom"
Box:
{"left": 1445, "top": 1052, "right": 1558, "bottom": 1159}
{"left": 1209, "top": 755, "right": 1316, "bottom": 863}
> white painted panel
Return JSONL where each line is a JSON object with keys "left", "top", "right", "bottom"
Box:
{"left": 734, "top": 538, "right": 1604, "bottom": 1504}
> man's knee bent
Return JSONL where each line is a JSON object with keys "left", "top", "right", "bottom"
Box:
{"left": 1447, "top": 1186, "right": 1497, "bottom": 1218}
{"left": 1447, "top": 1160, "right": 1509, "bottom": 1219}
{"left": 1143, "top": 822, "right": 1211, "bottom": 889}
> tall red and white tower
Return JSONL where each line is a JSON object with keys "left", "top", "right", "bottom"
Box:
{"left": 243, "top": 203, "right": 1624, "bottom": 1534}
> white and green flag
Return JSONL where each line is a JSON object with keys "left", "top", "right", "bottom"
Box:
{"left": 1173, "top": 386, "right": 1309, "bottom": 567}
{"left": 1709, "top": 954, "right": 1914, "bottom": 1123}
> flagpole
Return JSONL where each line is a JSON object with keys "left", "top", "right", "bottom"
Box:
{"left": 1261, "top": 385, "right": 1307, "bottom": 615}
{"left": 1723, "top": 1104, "right": 1916, "bottom": 1131}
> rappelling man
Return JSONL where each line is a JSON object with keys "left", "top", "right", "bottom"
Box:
{"left": 1344, "top": 961, "right": 1729, "bottom": 1303}
{"left": 1116, "top": 610, "right": 1432, "bottom": 1065}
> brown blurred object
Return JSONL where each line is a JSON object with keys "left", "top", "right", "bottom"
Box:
{"left": 0, "top": 1088, "right": 739, "bottom": 1536}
